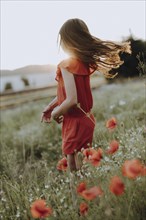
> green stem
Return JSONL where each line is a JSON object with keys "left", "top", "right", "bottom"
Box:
{"left": 126, "top": 184, "right": 137, "bottom": 220}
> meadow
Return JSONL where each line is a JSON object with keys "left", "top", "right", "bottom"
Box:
{"left": 0, "top": 78, "right": 146, "bottom": 220}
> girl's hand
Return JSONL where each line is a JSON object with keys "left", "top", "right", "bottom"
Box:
{"left": 51, "top": 108, "right": 64, "bottom": 124}
{"left": 41, "top": 106, "right": 52, "bottom": 123}
{"left": 54, "top": 115, "right": 64, "bottom": 124}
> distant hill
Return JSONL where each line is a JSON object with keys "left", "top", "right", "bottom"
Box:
{"left": 1, "top": 64, "right": 57, "bottom": 76}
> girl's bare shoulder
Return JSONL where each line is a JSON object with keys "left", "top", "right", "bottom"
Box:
{"left": 58, "top": 57, "right": 78, "bottom": 67}
{"left": 57, "top": 58, "right": 79, "bottom": 74}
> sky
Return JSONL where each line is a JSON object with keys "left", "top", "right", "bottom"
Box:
{"left": 1, "top": 0, "right": 145, "bottom": 70}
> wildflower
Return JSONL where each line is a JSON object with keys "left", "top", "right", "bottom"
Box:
{"left": 82, "top": 148, "right": 97, "bottom": 159}
{"left": 79, "top": 202, "right": 88, "bottom": 216}
{"left": 77, "top": 182, "right": 86, "bottom": 194}
{"left": 30, "top": 199, "right": 52, "bottom": 218}
{"left": 106, "top": 140, "right": 119, "bottom": 154}
{"left": 105, "top": 207, "right": 112, "bottom": 216}
{"left": 122, "top": 159, "right": 143, "bottom": 179}
{"left": 90, "top": 148, "right": 103, "bottom": 166}
{"left": 83, "top": 148, "right": 102, "bottom": 166}
{"left": 110, "top": 105, "right": 115, "bottom": 110}
{"left": 94, "top": 186, "right": 103, "bottom": 196}
{"left": 106, "top": 117, "right": 117, "bottom": 130}
{"left": 57, "top": 157, "right": 68, "bottom": 171}
{"left": 119, "top": 100, "right": 126, "bottom": 106}
{"left": 109, "top": 176, "right": 124, "bottom": 196}
{"left": 81, "top": 186, "right": 103, "bottom": 200}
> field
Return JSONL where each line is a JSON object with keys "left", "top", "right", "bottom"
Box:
{"left": 0, "top": 78, "right": 146, "bottom": 220}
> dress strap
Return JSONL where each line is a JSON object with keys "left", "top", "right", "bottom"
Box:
{"left": 77, "top": 103, "right": 95, "bottom": 125}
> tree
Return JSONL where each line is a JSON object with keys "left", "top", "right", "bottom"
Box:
{"left": 111, "top": 36, "right": 146, "bottom": 78}
{"left": 4, "top": 82, "right": 13, "bottom": 91}
{"left": 21, "top": 77, "right": 30, "bottom": 87}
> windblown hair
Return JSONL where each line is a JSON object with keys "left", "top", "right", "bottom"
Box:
{"left": 58, "top": 18, "right": 131, "bottom": 78}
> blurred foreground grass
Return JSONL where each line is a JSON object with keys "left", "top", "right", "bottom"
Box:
{"left": 0, "top": 78, "right": 146, "bottom": 220}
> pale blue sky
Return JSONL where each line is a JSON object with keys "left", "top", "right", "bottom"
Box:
{"left": 1, "top": 0, "right": 145, "bottom": 70}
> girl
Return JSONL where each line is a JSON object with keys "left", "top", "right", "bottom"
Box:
{"left": 41, "top": 18, "right": 131, "bottom": 172}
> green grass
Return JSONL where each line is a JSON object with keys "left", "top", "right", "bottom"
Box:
{"left": 0, "top": 78, "right": 146, "bottom": 220}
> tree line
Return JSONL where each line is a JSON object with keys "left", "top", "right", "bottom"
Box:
{"left": 112, "top": 36, "right": 146, "bottom": 78}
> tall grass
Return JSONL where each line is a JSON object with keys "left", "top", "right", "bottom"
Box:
{"left": 0, "top": 79, "right": 146, "bottom": 220}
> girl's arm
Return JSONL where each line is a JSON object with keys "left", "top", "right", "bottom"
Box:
{"left": 51, "top": 68, "right": 77, "bottom": 120}
{"left": 42, "top": 97, "right": 58, "bottom": 112}
{"left": 41, "top": 97, "right": 58, "bottom": 123}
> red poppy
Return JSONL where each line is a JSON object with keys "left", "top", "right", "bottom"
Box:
{"left": 93, "top": 186, "right": 103, "bottom": 196}
{"left": 77, "top": 182, "right": 87, "bottom": 194}
{"left": 90, "top": 148, "right": 103, "bottom": 166}
{"left": 109, "top": 176, "right": 124, "bottom": 196}
{"left": 30, "top": 199, "right": 52, "bottom": 218}
{"left": 106, "top": 117, "right": 117, "bottom": 130}
{"left": 82, "top": 148, "right": 97, "bottom": 159}
{"left": 106, "top": 140, "right": 119, "bottom": 154}
{"left": 57, "top": 157, "right": 68, "bottom": 171}
{"left": 122, "top": 159, "right": 143, "bottom": 179}
{"left": 79, "top": 202, "right": 88, "bottom": 216}
{"left": 81, "top": 186, "right": 103, "bottom": 200}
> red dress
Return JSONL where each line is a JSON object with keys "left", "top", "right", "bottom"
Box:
{"left": 56, "top": 57, "right": 95, "bottom": 155}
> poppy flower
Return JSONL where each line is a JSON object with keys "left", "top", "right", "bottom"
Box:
{"left": 93, "top": 186, "right": 103, "bottom": 196}
{"left": 106, "top": 140, "right": 119, "bottom": 154}
{"left": 57, "top": 157, "right": 68, "bottom": 171}
{"left": 81, "top": 186, "right": 103, "bottom": 200}
{"left": 77, "top": 182, "right": 87, "bottom": 194}
{"left": 79, "top": 202, "right": 88, "bottom": 216}
{"left": 30, "top": 199, "right": 52, "bottom": 218}
{"left": 90, "top": 148, "right": 103, "bottom": 166}
{"left": 109, "top": 176, "right": 124, "bottom": 196}
{"left": 122, "top": 159, "right": 143, "bottom": 179}
{"left": 106, "top": 117, "right": 117, "bottom": 130}
{"left": 82, "top": 148, "right": 97, "bottom": 159}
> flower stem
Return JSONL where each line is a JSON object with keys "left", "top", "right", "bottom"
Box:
{"left": 126, "top": 184, "right": 137, "bottom": 220}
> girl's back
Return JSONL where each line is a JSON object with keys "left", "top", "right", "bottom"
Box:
{"left": 56, "top": 57, "right": 93, "bottom": 117}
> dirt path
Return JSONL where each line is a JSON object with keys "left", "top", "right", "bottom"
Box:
{"left": 0, "top": 76, "right": 106, "bottom": 110}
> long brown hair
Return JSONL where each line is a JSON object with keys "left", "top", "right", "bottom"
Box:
{"left": 58, "top": 18, "right": 131, "bottom": 78}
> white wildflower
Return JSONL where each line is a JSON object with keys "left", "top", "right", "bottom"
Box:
{"left": 60, "top": 197, "right": 65, "bottom": 203}
{"left": 64, "top": 203, "right": 68, "bottom": 208}
{"left": 45, "top": 185, "right": 49, "bottom": 189}
{"left": 81, "top": 147, "right": 84, "bottom": 152}
{"left": 110, "top": 105, "right": 115, "bottom": 109}
{"left": 119, "top": 100, "right": 126, "bottom": 106}
{"left": 1, "top": 198, "right": 6, "bottom": 202}
{"left": 65, "top": 178, "right": 70, "bottom": 183}
{"left": 29, "top": 194, "right": 33, "bottom": 202}
{"left": 16, "top": 212, "right": 20, "bottom": 218}
{"left": 104, "top": 156, "right": 110, "bottom": 162}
